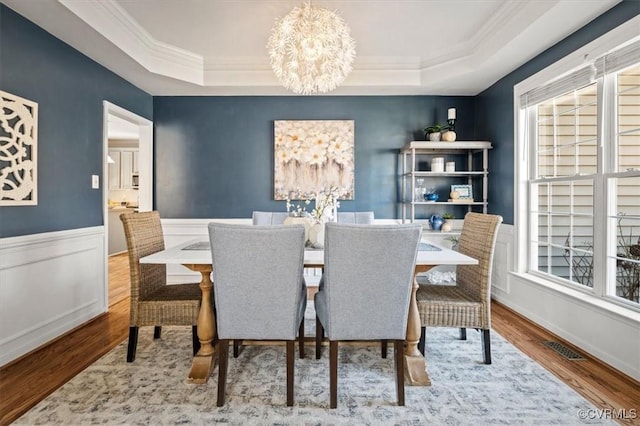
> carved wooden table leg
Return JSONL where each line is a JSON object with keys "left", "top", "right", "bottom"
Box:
{"left": 404, "top": 265, "right": 433, "bottom": 386}
{"left": 184, "top": 264, "right": 216, "bottom": 384}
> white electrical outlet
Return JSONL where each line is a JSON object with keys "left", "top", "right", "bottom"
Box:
{"left": 92, "top": 175, "right": 99, "bottom": 189}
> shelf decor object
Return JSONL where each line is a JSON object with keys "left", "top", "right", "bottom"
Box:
{"left": 266, "top": 2, "right": 356, "bottom": 95}
{"left": 274, "top": 120, "right": 354, "bottom": 200}
{"left": 442, "top": 108, "right": 457, "bottom": 142}
{"left": 0, "top": 90, "right": 38, "bottom": 205}
{"left": 451, "top": 184, "right": 473, "bottom": 199}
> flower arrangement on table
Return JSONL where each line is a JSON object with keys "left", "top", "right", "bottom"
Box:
{"left": 285, "top": 185, "right": 345, "bottom": 223}
{"left": 285, "top": 197, "right": 311, "bottom": 217}
{"left": 285, "top": 185, "right": 347, "bottom": 248}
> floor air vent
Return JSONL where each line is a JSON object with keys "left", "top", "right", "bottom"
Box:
{"left": 543, "top": 341, "right": 586, "bottom": 360}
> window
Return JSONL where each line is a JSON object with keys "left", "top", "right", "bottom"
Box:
{"left": 609, "top": 64, "right": 640, "bottom": 304}
{"left": 518, "top": 37, "right": 640, "bottom": 309}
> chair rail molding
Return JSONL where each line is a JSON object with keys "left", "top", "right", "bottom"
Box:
{"left": 0, "top": 226, "right": 106, "bottom": 366}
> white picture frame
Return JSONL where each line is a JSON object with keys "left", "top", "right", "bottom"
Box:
{"left": 451, "top": 184, "right": 473, "bottom": 199}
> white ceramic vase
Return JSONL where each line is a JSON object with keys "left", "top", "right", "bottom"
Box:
{"left": 308, "top": 222, "right": 325, "bottom": 248}
{"left": 428, "top": 132, "right": 441, "bottom": 141}
{"left": 441, "top": 220, "right": 453, "bottom": 232}
{"left": 283, "top": 215, "right": 312, "bottom": 242}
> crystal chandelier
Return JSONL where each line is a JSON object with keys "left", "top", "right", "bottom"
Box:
{"left": 267, "top": 2, "right": 356, "bottom": 95}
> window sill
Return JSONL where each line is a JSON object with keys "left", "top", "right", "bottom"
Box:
{"left": 509, "top": 271, "right": 640, "bottom": 324}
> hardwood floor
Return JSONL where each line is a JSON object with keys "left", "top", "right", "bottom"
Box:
{"left": 108, "top": 252, "right": 131, "bottom": 306}
{"left": 0, "top": 253, "right": 131, "bottom": 426}
{"left": 1, "top": 253, "right": 638, "bottom": 425}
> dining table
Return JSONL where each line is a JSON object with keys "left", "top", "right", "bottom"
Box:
{"left": 140, "top": 237, "right": 478, "bottom": 386}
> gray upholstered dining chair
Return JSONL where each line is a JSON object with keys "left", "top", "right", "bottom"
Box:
{"left": 314, "top": 223, "right": 422, "bottom": 408}
{"left": 208, "top": 223, "right": 307, "bottom": 407}
{"left": 120, "top": 211, "right": 201, "bottom": 363}
{"left": 251, "top": 211, "right": 289, "bottom": 225}
{"left": 336, "top": 211, "right": 374, "bottom": 224}
{"left": 416, "top": 212, "right": 502, "bottom": 364}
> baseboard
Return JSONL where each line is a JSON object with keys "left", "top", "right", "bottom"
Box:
{"left": 493, "top": 274, "right": 640, "bottom": 382}
{"left": 0, "top": 227, "right": 106, "bottom": 366}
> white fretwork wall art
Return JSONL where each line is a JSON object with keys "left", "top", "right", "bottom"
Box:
{"left": 0, "top": 90, "right": 38, "bottom": 205}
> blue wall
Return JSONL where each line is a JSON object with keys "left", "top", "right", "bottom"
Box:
{"left": 0, "top": 5, "right": 152, "bottom": 238}
{"left": 154, "top": 96, "right": 475, "bottom": 219}
{"left": 476, "top": 0, "right": 640, "bottom": 224}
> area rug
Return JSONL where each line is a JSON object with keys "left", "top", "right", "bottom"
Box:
{"left": 17, "top": 304, "right": 613, "bottom": 425}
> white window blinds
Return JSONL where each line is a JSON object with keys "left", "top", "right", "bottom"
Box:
{"left": 520, "top": 38, "right": 640, "bottom": 108}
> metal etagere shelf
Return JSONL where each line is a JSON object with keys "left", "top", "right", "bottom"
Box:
{"left": 400, "top": 141, "right": 493, "bottom": 223}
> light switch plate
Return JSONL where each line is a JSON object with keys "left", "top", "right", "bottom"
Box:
{"left": 92, "top": 175, "right": 99, "bottom": 189}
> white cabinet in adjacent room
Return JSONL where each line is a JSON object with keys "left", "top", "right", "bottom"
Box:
{"left": 120, "top": 150, "right": 134, "bottom": 189}
{"left": 108, "top": 150, "right": 121, "bottom": 190}
{"left": 108, "top": 148, "right": 138, "bottom": 190}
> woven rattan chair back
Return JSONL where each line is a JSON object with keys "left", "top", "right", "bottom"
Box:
{"left": 456, "top": 212, "right": 503, "bottom": 328}
{"left": 416, "top": 212, "right": 502, "bottom": 364}
{"left": 120, "top": 211, "right": 201, "bottom": 362}
{"left": 121, "top": 211, "right": 167, "bottom": 313}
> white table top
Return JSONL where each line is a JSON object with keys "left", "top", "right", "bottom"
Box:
{"left": 140, "top": 238, "right": 478, "bottom": 267}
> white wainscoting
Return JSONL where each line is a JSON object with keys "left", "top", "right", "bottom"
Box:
{"left": 0, "top": 226, "right": 106, "bottom": 367}
{"left": 491, "top": 224, "right": 640, "bottom": 381}
{"left": 491, "top": 224, "right": 513, "bottom": 296}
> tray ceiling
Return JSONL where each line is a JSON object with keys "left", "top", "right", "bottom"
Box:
{"left": 4, "top": 0, "right": 621, "bottom": 95}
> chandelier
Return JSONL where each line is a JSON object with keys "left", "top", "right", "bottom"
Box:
{"left": 267, "top": 2, "right": 356, "bottom": 95}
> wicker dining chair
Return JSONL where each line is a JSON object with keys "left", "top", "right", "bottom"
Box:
{"left": 416, "top": 212, "right": 502, "bottom": 364}
{"left": 120, "top": 211, "right": 202, "bottom": 362}
{"left": 314, "top": 223, "right": 422, "bottom": 408}
{"left": 208, "top": 223, "right": 307, "bottom": 407}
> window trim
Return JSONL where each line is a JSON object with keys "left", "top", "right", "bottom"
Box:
{"left": 513, "top": 15, "right": 640, "bottom": 313}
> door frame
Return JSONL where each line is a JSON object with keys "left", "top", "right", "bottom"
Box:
{"left": 102, "top": 101, "right": 153, "bottom": 310}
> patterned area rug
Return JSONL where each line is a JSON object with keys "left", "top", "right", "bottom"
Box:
{"left": 17, "top": 304, "right": 612, "bottom": 425}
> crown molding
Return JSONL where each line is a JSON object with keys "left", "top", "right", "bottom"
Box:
{"left": 58, "top": 0, "right": 204, "bottom": 84}
{"left": 48, "top": 0, "right": 621, "bottom": 95}
{"left": 56, "top": 0, "right": 509, "bottom": 91}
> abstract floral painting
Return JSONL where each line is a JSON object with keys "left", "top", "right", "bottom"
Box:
{"left": 0, "top": 90, "right": 38, "bottom": 205}
{"left": 274, "top": 120, "right": 354, "bottom": 200}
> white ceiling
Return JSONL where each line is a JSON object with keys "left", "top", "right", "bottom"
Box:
{"left": 4, "top": 0, "right": 621, "bottom": 96}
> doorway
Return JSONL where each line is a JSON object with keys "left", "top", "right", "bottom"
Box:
{"left": 103, "top": 101, "right": 153, "bottom": 310}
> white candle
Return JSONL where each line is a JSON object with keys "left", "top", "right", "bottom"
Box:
{"left": 448, "top": 108, "right": 456, "bottom": 120}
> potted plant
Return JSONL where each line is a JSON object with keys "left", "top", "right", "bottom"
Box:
{"left": 441, "top": 213, "right": 455, "bottom": 232}
{"left": 424, "top": 124, "right": 449, "bottom": 141}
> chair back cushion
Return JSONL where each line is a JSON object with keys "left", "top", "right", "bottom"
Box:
{"left": 251, "top": 211, "right": 290, "bottom": 225}
{"left": 457, "top": 213, "right": 503, "bottom": 306}
{"left": 120, "top": 211, "right": 167, "bottom": 306}
{"left": 320, "top": 223, "right": 421, "bottom": 340}
{"left": 208, "top": 223, "right": 306, "bottom": 340}
{"left": 336, "top": 211, "right": 374, "bottom": 224}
